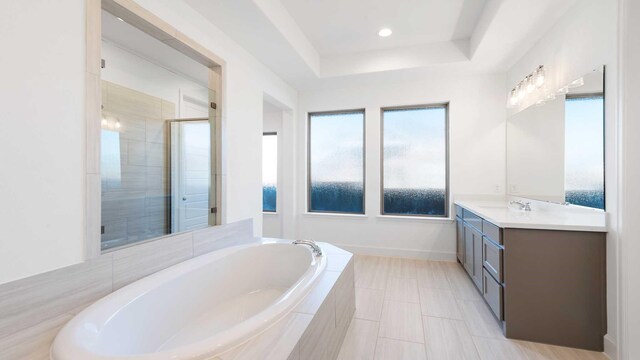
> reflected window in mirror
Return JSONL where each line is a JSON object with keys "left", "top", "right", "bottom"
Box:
{"left": 565, "top": 94, "right": 605, "bottom": 210}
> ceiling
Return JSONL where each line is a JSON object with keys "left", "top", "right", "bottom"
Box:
{"left": 280, "top": 0, "right": 487, "bottom": 55}
{"left": 184, "top": 0, "right": 578, "bottom": 89}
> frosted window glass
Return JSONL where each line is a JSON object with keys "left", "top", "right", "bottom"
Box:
{"left": 309, "top": 111, "right": 364, "bottom": 213}
{"left": 565, "top": 96, "right": 605, "bottom": 209}
{"left": 382, "top": 106, "right": 447, "bottom": 216}
{"left": 263, "top": 134, "right": 278, "bottom": 212}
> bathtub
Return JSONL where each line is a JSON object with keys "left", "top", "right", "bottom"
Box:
{"left": 50, "top": 240, "right": 326, "bottom": 360}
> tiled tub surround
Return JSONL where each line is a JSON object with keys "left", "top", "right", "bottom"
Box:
{"left": 0, "top": 219, "right": 253, "bottom": 359}
{"left": 0, "top": 220, "right": 355, "bottom": 360}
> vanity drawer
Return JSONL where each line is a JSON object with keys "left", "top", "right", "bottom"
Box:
{"left": 483, "top": 268, "right": 504, "bottom": 321}
{"left": 483, "top": 237, "right": 503, "bottom": 282}
{"left": 482, "top": 220, "right": 502, "bottom": 245}
{"left": 455, "top": 205, "right": 463, "bottom": 219}
{"left": 462, "top": 209, "right": 482, "bottom": 230}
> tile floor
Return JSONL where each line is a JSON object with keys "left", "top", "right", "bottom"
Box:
{"left": 336, "top": 255, "right": 608, "bottom": 360}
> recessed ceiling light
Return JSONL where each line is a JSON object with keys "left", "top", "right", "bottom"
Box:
{"left": 378, "top": 28, "right": 392, "bottom": 37}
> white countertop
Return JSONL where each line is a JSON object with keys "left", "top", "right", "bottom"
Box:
{"left": 454, "top": 199, "right": 607, "bottom": 232}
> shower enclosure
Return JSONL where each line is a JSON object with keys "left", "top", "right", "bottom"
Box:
{"left": 100, "top": 81, "right": 216, "bottom": 251}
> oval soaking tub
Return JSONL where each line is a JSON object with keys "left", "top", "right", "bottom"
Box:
{"left": 51, "top": 240, "right": 326, "bottom": 360}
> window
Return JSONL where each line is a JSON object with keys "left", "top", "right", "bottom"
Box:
{"left": 381, "top": 104, "right": 448, "bottom": 217}
{"left": 308, "top": 110, "right": 365, "bottom": 213}
{"left": 565, "top": 94, "right": 605, "bottom": 210}
{"left": 262, "top": 132, "right": 278, "bottom": 212}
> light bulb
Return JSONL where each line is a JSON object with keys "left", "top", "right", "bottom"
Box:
{"left": 509, "top": 89, "right": 518, "bottom": 107}
{"left": 115, "top": 120, "right": 121, "bottom": 129}
{"left": 378, "top": 28, "right": 392, "bottom": 37}
{"left": 101, "top": 117, "right": 108, "bottom": 126}
{"left": 526, "top": 76, "right": 535, "bottom": 93}
{"left": 515, "top": 84, "right": 522, "bottom": 100}
{"left": 535, "top": 66, "right": 545, "bottom": 87}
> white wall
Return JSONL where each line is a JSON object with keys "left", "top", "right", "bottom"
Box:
{"left": 506, "top": 0, "right": 619, "bottom": 355}
{"left": 295, "top": 73, "right": 506, "bottom": 259}
{"left": 619, "top": 1, "right": 640, "bottom": 359}
{"left": 0, "top": 0, "right": 297, "bottom": 284}
{"left": 101, "top": 40, "right": 209, "bottom": 116}
{"left": 0, "top": 0, "right": 86, "bottom": 284}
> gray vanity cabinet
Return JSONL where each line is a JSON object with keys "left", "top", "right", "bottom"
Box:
{"left": 457, "top": 210, "right": 483, "bottom": 291}
{"left": 454, "top": 204, "right": 607, "bottom": 352}
{"left": 455, "top": 218, "right": 465, "bottom": 263}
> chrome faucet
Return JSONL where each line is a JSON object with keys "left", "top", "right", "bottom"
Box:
{"left": 510, "top": 200, "right": 532, "bottom": 211}
{"left": 293, "top": 239, "right": 323, "bottom": 256}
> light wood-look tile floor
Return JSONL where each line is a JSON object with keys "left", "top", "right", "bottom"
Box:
{"left": 337, "top": 255, "right": 608, "bottom": 360}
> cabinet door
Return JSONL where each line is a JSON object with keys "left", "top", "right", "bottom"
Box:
{"left": 463, "top": 223, "right": 474, "bottom": 275}
{"left": 472, "top": 228, "right": 483, "bottom": 290}
{"left": 456, "top": 218, "right": 465, "bottom": 263}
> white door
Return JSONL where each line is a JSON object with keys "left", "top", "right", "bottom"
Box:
{"left": 171, "top": 120, "right": 211, "bottom": 232}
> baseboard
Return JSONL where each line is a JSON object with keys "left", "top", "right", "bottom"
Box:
{"left": 332, "top": 243, "right": 457, "bottom": 261}
{"left": 604, "top": 334, "right": 617, "bottom": 360}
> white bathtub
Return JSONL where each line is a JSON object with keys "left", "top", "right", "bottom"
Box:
{"left": 51, "top": 240, "right": 326, "bottom": 360}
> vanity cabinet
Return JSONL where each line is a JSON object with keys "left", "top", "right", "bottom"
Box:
{"left": 456, "top": 209, "right": 485, "bottom": 291}
{"left": 454, "top": 204, "right": 607, "bottom": 352}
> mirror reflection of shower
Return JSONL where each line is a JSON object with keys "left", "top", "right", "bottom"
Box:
{"left": 99, "top": 9, "right": 215, "bottom": 251}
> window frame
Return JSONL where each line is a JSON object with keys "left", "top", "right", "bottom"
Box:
{"left": 380, "top": 103, "right": 450, "bottom": 218}
{"left": 307, "top": 109, "right": 367, "bottom": 214}
{"left": 262, "top": 131, "right": 278, "bottom": 213}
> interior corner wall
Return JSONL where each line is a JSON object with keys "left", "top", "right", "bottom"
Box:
{"left": 295, "top": 73, "right": 507, "bottom": 259}
{"left": 0, "top": 0, "right": 298, "bottom": 285}
{"left": 505, "top": 0, "right": 619, "bottom": 354}
{"left": 619, "top": 0, "right": 640, "bottom": 359}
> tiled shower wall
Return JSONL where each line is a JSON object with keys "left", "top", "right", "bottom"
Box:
{"left": 101, "top": 81, "right": 174, "bottom": 250}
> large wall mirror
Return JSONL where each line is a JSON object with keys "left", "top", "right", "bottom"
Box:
{"left": 507, "top": 66, "right": 605, "bottom": 210}
{"left": 99, "top": 7, "right": 220, "bottom": 251}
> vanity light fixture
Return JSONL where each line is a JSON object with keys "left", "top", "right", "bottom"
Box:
{"left": 101, "top": 115, "right": 122, "bottom": 131}
{"left": 378, "top": 28, "right": 392, "bottom": 37}
{"left": 507, "top": 65, "right": 547, "bottom": 109}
